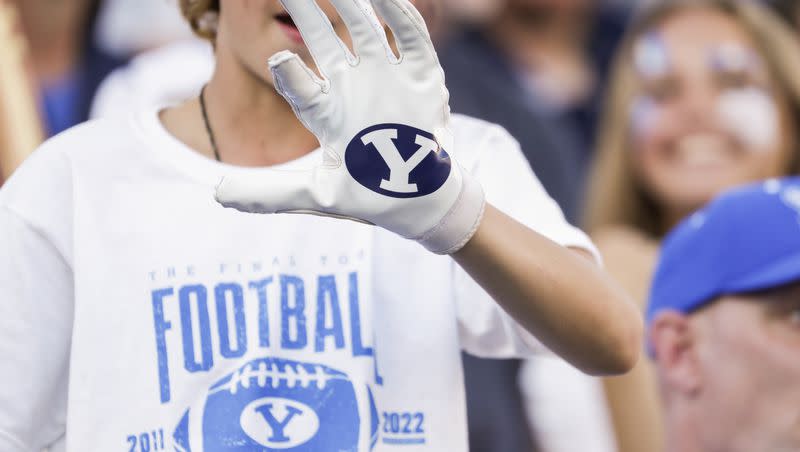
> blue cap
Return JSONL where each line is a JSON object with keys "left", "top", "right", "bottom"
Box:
{"left": 646, "top": 177, "right": 800, "bottom": 327}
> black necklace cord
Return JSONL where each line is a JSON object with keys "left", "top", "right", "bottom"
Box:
{"left": 199, "top": 84, "right": 222, "bottom": 162}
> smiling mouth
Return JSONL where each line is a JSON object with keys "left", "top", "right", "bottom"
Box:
{"left": 672, "top": 133, "right": 735, "bottom": 169}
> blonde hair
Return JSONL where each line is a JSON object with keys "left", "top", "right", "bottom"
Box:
{"left": 585, "top": 0, "right": 800, "bottom": 237}
{"left": 180, "top": 0, "right": 220, "bottom": 41}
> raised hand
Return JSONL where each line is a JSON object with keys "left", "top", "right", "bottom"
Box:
{"left": 215, "top": 0, "right": 485, "bottom": 254}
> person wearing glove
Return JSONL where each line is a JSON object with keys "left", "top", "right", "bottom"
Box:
{"left": 0, "top": 0, "right": 641, "bottom": 450}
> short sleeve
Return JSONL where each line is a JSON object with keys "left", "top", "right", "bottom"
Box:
{"left": 0, "top": 136, "right": 76, "bottom": 451}
{"left": 454, "top": 123, "right": 599, "bottom": 358}
{"left": 0, "top": 207, "right": 72, "bottom": 451}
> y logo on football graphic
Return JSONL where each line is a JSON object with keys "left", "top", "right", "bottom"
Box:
{"left": 172, "top": 357, "right": 380, "bottom": 451}
{"left": 240, "top": 398, "right": 319, "bottom": 447}
{"left": 345, "top": 124, "right": 452, "bottom": 198}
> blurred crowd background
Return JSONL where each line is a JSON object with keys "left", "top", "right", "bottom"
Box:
{"left": 2, "top": 0, "right": 800, "bottom": 451}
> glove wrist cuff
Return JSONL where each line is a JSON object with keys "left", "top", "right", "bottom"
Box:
{"left": 417, "top": 172, "right": 486, "bottom": 255}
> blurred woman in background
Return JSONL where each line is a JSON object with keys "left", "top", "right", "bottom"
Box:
{"left": 586, "top": 1, "right": 800, "bottom": 451}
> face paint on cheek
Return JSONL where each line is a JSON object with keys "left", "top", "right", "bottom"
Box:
{"left": 630, "top": 96, "right": 663, "bottom": 143}
{"left": 634, "top": 32, "right": 670, "bottom": 80}
{"left": 709, "top": 43, "right": 757, "bottom": 73}
{"left": 716, "top": 87, "right": 780, "bottom": 151}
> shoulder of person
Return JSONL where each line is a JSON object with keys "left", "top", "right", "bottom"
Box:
{"left": 30, "top": 117, "right": 132, "bottom": 162}
{"left": 0, "top": 120, "right": 124, "bottom": 264}
{"left": 450, "top": 114, "right": 524, "bottom": 167}
{"left": 0, "top": 117, "right": 130, "bottom": 208}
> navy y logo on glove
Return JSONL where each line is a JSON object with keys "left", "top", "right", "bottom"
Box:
{"left": 345, "top": 124, "right": 451, "bottom": 198}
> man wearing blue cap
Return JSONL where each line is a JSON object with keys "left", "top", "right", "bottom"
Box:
{"left": 647, "top": 177, "right": 800, "bottom": 452}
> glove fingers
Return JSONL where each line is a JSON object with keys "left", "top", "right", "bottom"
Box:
{"left": 269, "top": 50, "right": 328, "bottom": 117}
{"left": 329, "top": 0, "right": 390, "bottom": 60}
{"left": 371, "top": 0, "right": 437, "bottom": 66}
{"left": 279, "top": 0, "right": 350, "bottom": 74}
{"left": 214, "top": 169, "right": 320, "bottom": 214}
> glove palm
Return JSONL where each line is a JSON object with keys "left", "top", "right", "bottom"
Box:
{"left": 216, "top": 0, "right": 485, "bottom": 254}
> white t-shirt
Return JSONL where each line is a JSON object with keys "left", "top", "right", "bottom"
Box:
{"left": 520, "top": 358, "right": 617, "bottom": 452}
{"left": 0, "top": 107, "right": 595, "bottom": 452}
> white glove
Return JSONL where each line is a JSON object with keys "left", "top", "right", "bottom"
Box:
{"left": 215, "top": 0, "right": 485, "bottom": 254}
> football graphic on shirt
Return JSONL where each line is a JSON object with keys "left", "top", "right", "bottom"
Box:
{"left": 173, "top": 357, "right": 378, "bottom": 451}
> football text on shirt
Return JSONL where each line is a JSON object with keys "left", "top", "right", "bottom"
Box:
{"left": 150, "top": 271, "right": 382, "bottom": 404}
